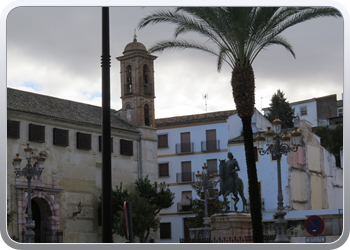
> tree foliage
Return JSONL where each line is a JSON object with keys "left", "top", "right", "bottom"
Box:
{"left": 102, "top": 176, "right": 175, "bottom": 242}
{"left": 314, "top": 124, "right": 343, "bottom": 167}
{"left": 265, "top": 89, "right": 295, "bottom": 128}
{"left": 186, "top": 182, "right": 227, "bottom": 229}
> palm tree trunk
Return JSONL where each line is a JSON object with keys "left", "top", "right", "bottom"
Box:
{"left": 231, "top": 63, "right": 264, "bottom": 243}
{"left": 242, "top": 116, "right": 264, "bottom": 243}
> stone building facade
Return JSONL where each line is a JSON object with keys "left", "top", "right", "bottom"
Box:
{"left": 7, "top": 38, "right": 158, "bottom": 243}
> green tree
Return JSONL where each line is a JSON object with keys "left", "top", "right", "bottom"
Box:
{"left": 314, "top": 124, "right": 343, "bottom": 167}
{"left": 138, "top": 7, "right": 341, "bottom": 242}
{"left": 106, "top": 176, "right": 174, "bottom": 242}
{"left": 186, "top": 182, "right": 227, "bottom": 229}
{"left": 265, "top": 89, "right": 295, "bottom": 128}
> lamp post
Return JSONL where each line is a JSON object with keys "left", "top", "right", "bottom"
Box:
{"left": 255, "top": 116, "right": 301, "bottom": 243}
{"left": 194, "top": 164, "right": 220, "bottom": 231}
{"left": 12, "top": 144, "right": 46, "bottom": 243}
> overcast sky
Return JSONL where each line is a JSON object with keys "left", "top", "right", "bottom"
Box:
{"left": 6, "top": 4, "right": 345, "bottom": 119}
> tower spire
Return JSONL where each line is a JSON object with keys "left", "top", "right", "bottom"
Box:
{"left": 133, "top": 29, "right": 137, "bottom": 42}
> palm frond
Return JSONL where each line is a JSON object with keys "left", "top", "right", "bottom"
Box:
{"left": 139, "top": 7, "right": 341, "bottom": 69}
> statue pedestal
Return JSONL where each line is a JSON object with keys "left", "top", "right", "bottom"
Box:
{"left": 210, "top": 212, "right": 252, "bottom": 239}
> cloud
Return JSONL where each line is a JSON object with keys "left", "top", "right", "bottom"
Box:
{"left": 6, "top": 6, "right": 344, "bottom": 119}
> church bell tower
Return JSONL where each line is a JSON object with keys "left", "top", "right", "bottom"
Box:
{"left": 116, "top": 36, "right": 157, "bottom": 127}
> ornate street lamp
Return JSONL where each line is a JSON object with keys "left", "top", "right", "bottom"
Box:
{"left": 255, "top": 116, "right": 301, "bottom": 243}
{"left": 194, "top": 163, "right": 220, "bottom": 232}
{"left": 13, "top": 144, "right": 46, "bottom": 243}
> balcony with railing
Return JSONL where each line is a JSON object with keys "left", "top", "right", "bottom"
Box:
{"left": 176, "top": 172, "right": 195, "bottom": 183}
{"left": 177, "top": 203, "right": 192, "bottom": 212}
{"left": 175, "top": 143, "right": 194, "bottom": 154}
{"left": 201, "top": 140, "right": 220, "bottom": 152}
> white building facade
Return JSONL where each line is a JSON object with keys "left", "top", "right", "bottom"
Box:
{"left": 157, "top": 109, "right": 343, "bottom": 242}
{"left": 263, "top": 94, "right": 339, "bottom": 127}
{"left": 156, "top": 109, "right": 273, "bottom": 242}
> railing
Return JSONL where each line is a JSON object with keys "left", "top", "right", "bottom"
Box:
{"left": 201, "top": 140, "right": 220, "bottom": 151}
{"left": 176, "top": 143, "right": 194, "bottom": 154}
{"left": 176, "top": 172, "right": 195, "bottom": 183}
{"left": 177, "top": 202, "right": 192, "bottom": 212}
{"left": 180, "top": 234, "right": 276, "bottom": 243}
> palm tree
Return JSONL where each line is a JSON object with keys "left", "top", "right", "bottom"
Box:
{"left": 138, "top": 7, "right": 341, "bottom": 242}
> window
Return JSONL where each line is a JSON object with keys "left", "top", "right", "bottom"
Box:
{"left": 160, "top": 223, "right": 171, "bottom": 239}
{"left": 143, "top": 64, "right": 150, "bottom": 84}
{"left": 159, "top": 163, "right": 169, "bottom": 177}
{"left": 143, "top": 64, "right": 153, "bottom": 95}
{"left": 158, "top": 134, "right": 168, "bottom": 148}
{"left": 337, "top": 107, "right": 343, "bottom": 117}
{"left": 180, "top": 132, "right": 191, "bottom": 153}
{"left": 144, "top": 104, "right": 150, "bottom": 126}
{"left": 77, "top": 132, "right": 91, "bottom": 150}
{"left": 7, "top": 120, "right": 20, "bottom": 139}
{"left": 207, "top": 159, "right": 218, "bottom": 175}
{"left": 98, "top": 136, "right": 113, "bottom": 152}
{"left": 53, "top": 128, "right": 69, "bottom": 146}
{"left": 180, "top": 161, "right": 192, "bottom": 182}
{"left": 179, "top": 191, "right": 192, "bottom": 211}
{"left": 120, "top": 139, "right": 133, "bottom": 156}
{"left": 300, "top": 106, "right": 307, "bottom": 116}
{"left": 125, "top": 65, "right": 132, "bottom": 94}
{"left": 205, "top": 129, "right": 218, "bottom": 151}
{"left": 29, "top": 123, "right": 45, "bottom": 142}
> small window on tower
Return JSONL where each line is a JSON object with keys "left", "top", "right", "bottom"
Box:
{"left": 143, "top": 64, "right": 152, "bottom": 95}
{"left": 125, "top": 65, "right": 132, "bottom": 94}
{"left": 144, "top": 104, "right": 150, "bottom": 126}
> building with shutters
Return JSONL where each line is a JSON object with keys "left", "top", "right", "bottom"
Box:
{"left": 6, "top": 38, "right": 158, "bottom": 243}
{"left": 155, "top": 109, "right": 272, "bottom": 242}
{"left": 156, "top": 109, "right": 343, "bottom": 243}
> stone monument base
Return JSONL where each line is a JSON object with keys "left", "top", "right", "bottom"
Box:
{"left": 210, "top": 212, "right": 252, "bottom": 239}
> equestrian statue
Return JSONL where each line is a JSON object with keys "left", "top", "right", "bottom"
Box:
{"left": 218, "top": 152, "right": 247, "bottom": 212}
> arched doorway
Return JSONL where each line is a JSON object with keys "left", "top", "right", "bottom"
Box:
{"left": 32, "top": 199, "right": 42, "bottom": 243}
{"left": 16, "top": 184, "right": 62, "bottom": 243}
{"left": 25, "top": 197, "right": 52, "bottom": 243}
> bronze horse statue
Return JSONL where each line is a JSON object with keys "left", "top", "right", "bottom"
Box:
{"left": 218, "top": 159, "right": 247, "bottom": 212}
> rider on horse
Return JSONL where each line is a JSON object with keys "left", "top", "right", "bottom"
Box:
{"left": 226, "top": 152, "right": 240, "bottom": 193}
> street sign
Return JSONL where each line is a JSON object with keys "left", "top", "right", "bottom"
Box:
{"left": 306, "top": 236, "right": 326, "bottom": 243}
{"left": 305, "top": 215, "right": 325, "bottom": 236}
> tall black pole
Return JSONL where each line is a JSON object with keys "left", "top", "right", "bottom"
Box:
{"left": 101, "top": 7, "right": 113, "bottom": 243}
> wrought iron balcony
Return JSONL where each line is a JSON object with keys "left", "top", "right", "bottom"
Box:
{"left": 201, "top": 140, "right": 220, "bottom": 151}
{"left": 177, "top": 202, "right": 192, "bottom": 212}
{"left": 176, "top": 172, "right": 195, "bottom": 183}
{"left": 175, "top": 143, "right": 194, "bottom": 154}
